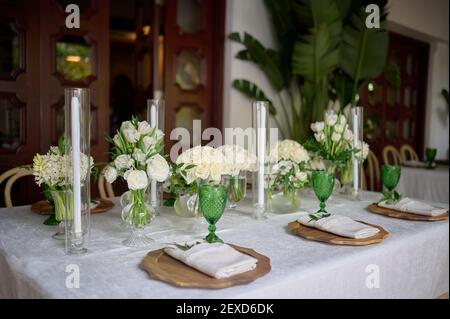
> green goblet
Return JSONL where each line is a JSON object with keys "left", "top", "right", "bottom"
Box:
{"left": 425, "top": 148, "right": 437, "bottom": 168}
{"left": 198, "top": 184, "right": 228, "bottom": 243}
{"left": 311, "top": 171, "right": 335, "bottom": 215}
{"left": 381, "top": 165, "right": 401, "bottom": 192}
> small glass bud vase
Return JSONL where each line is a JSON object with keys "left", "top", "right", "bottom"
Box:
{"left": 121, "top": 187, "right": 155, "bottom": 247}
{"left": 349, "top": 106, "right": 364, "bottom": 200}
{"left": 174, "top": 191, "right": 200, "bottom": 218}
{"left": 222, "top": 172, "right": 247, "bottom": 209}
{"left": 268, "top": 189, "right": 301, "bottom": 214}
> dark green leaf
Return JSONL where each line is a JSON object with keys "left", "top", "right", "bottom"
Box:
{"left": 232, "top": 79, "right": 277, "bottom": 115}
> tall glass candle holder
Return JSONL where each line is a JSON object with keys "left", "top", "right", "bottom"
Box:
{"left": 147, "top": 98, "right": 165, "bottom": 213}
{"left": 350, "top": 106, "right": 364, "bottom": 200}
{"left": 64, "top": 88, "right": 91, "bottom": 255}
{"left": 252, "top": 101, "right": 269, "bottom": 219}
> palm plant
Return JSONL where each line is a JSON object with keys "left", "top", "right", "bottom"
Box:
{"left": 229, "top": 0, "right": 389, "bottom": 142}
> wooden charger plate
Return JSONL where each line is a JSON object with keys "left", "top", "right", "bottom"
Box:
{"left": 140, "top": 244, "right": 271, "bottom": 289}
{"left": 288, "top": 220, "right": 389, "bottom": 246}
{"left": 367, "top": 204, "right": 448, "bottom": 221}
{"left": 30, "top": 198, "right": 114, "bottom": 215}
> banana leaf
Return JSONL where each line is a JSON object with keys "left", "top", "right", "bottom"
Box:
{"left": 232, "top": 79, "right": 276, "bottom": 116}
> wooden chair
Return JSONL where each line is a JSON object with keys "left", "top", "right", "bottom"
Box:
{"left": 382, "top": 145, "right": 402, "bottom": 166}
{"left": 98, "top": 166, "right": 115, "bottom": 199}
{"left": 1, "top": 167, "right": 34, "bottom": 207}
{"left": 400, "top": 144, "right": 419, "bottom": 162}
{"left": 365, "top": 150, "right": 380, "bottom": 191}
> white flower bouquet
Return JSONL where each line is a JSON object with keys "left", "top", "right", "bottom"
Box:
{"left": 105, "top": 117, "right": 169, "bottom": 228}
{"left": 304, "top": 110, "right": 355, "bottom": 172}
{"left": 266, "top": 140, "right": 310, "bottom": 212}
{"left": 32, "top": 138, "right": 94, "bottom": 225}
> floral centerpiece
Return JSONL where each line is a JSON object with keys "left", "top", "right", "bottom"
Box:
{"left": 32, "top": 137, "right": 93, "bottom": 229}
{"left": 266, "top": 139, "right": 310, "bottom": 213}
{"left": 218, "top": 144, "right": 257, "bottom": 209}
{"left": 304, "top": 110, "right": 354, "bottom": 174}
{"left": 104, "top": 117, "right": 169, "bottom": 246}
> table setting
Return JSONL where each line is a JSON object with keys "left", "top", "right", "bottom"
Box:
{"left": 0, "top": 94, "right": 448, "bottom": 299}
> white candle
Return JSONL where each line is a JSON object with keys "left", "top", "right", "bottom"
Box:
{"left": 71, "top": 96, "right": 82, "bottom": 234}
{"left": 149, "top": 103, "right": 157, "bottom": 206}
{"left": 257, "top": 104, "right": 266, "bottom": 206}
{"left": 352, "top": 111, "right": 359, "bottom": 192}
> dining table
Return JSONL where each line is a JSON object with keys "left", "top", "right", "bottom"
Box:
{"left": 0, "top": 190, "right": 448, "bottom": 299}
{"left": 397, "top": 165, "right": 449, "bottom": 203}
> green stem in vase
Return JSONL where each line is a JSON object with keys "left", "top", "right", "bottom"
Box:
{"left": 124, "top": 189, "right": 151, "bottom": 228}
{"left": 230, "top": 175, "right": 244, "bottom": 202}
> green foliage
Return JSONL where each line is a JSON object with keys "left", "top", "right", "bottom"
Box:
{"left": 163, "top": 163, "right": 198, "bottom": 207}
{"left": 378, "top": 190, "right": 403, "bottom": 205}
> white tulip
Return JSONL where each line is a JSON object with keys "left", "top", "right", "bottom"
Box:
{"left": 138, "top": 121, "right": 152, "bottom": 135}
{"left": 104, "top": 166, "right": 117, "bottom": 184}
{"left": 123, "top": 169, "right": 133, "bottom": 180}
{"left": 114, "top": 154, "right": 134, "bottom": 170}
{"left": 113, "top": 134, "right": 122, "bottom": 147}
{"left": 133, "top": 149, "right": 146, "bottom": 164}
{"left": 331, "top": 132, "right": 342, "bottom": 142}
{"left": 343, "top": 129, "right": 353, "bottom": 141}
{"left": 325, "top": 111, "right": 338, "bottom": 126}
{"left": 338, "top": 114, "right": 347, "bottom": 125}
{"left": 154, "top": 129, "right": 165, "bottom": 141}
{"left": 142, "top": 136, "right": 156, "bottom": 153}
{"left": 209, "top": 162, "right": 222, "bottom": 183}
{"left": 122, "top": 128, "right": 140, "bottom": 144}
{"left": 120, "top": 121, "right": 134, "bottom": 131}
{"left": 126, "top": 170, "right": 148, "bottom": 190}
{"left": 146, "top": 154, "right": 170, "bottom": 182}
{"left": 314, "top": 132, "right": 325, "bottom": 142}
{"left": 334, "top": 124, "right": 344, "bottom": 133}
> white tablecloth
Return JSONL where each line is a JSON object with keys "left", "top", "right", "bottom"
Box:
{"left": 397, "top": 165, "right": 449, "bottom": 203}
{"left": 0, "top": 191, "right": 448, "bottom": 299}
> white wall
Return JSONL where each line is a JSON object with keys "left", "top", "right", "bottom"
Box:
{"left": 223, "top": 0, "right": 449, "bottom": 159}
{"left": 222, "top": 0, "right": 277, "bottom": 130}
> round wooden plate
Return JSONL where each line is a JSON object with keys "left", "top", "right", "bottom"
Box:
{"left": 30, "top": 198, "right": 114, "bottom": 215}
{"left": 367, "top": 204, "right": 448, "bottom": 221}
{"left": 287, "top": 220, "right": 389, "bottom": 246}
{"left": 140, "top": 244, "right": 271, "bottom": 289}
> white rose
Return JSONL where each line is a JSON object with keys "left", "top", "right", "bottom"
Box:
{"left": 114, "top": 154, "right": 134, "bottom": 170}
{"left": 154, "top": 129, "right": 165, "bottom": 141}
{"left": 104, "top": 166, "right": 117, "bottom": 184}
{"left": 184, "top": 167, "right": 197, "bottom": 184}
{"left": 138, "top": 121, "right": 152, "bottom": 135}
{"left": 295, "top": 171, "right": 308, "bottom": 182}
{"left": 325, "top": 111, "right": 338, "bottom": 126}
{"left": 343, "top": 129, "right": 353, "bottom": 141}
{"left": 334, "top": 124, "right": 344, "bottom": 133}
{"left": 338, "top": 114, "right": 347, "bottom": 125}
{"left": 133, "top": 149, "right": 146, "bottom": 164}
{"left": 278, "top": 160, "right": 293, "bottom": 175}
{"left": 142, "top": 136, "right": 156, "bottom": 153}
{"left": 146, "top": 154, "right": 170, "bottom": 182}
{"left": 123, "top": 128, "right": 140, "bottom": 144}
{"left": 314, "top": 132, "right": 325, "bottom": 142}
{"left": 195, "top": 162, "right": 210, "bottom": 180}
{"left": 126, "top": 170, "right": 148, "bottom": 190}
{"left": 123, "top": 169, "right": 133, "bottom": 180}
{"left": 331, "top": 132, "right": 342, "bottom": 142}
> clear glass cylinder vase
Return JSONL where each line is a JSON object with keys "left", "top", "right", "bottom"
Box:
{"left": 251, "top": 101, "right": 269, "bottom": 219}
{"left": 349, "top": 106, "right": 364, "bottom": 200}
{"left": 268, "top": 189, "right": 301, "bottom": 214}
{"left": 51, "top": 189, "right": 69, "bottom": 240}
{"left": 147, "top": 98, "right": 165, "bottom": 214}
{"left": 64, "top": 88, "right": 91, "bottom": 255}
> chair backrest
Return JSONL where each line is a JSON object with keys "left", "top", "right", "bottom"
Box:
{"left": 365, "top": 150, "right": 380, "bottom": 191}
{"left": 0, "top": 167, "right": 24, "bottom": 186}
{"left": 382, "top": 145, "right": 402, "bottom": 166}
{"left": 98, "top": 166, "right": 115, "bottom": 199}
{"left": 4, "top": 168, "right": 34, "bottom": 207}
{"left": 400, "top": 144, "right": 419, "bottom": 162}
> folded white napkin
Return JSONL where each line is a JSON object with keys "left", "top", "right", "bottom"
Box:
{"left": 298, "top": 214, "right": 380, "bottom": 239}
{"left": 164, "top": 242, "right": 258, "bottom": 279}
{"left": 403, "top": 160, "right": 436, "bottom": 167}
{"left": 378, "top": 198, "right": 447, "bottom": 216}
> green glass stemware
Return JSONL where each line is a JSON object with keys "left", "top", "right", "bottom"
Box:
{"left": 381, "top": 165, "right": 401, "bottom": 192}
{"left": 311, "top": 171, "right": 335, "bottom": 215}
{"left": 425, "top": 148, "right": 437, "bottom": 168}
{"left": 198, "top": 184, "right": 228, "bottom": 243}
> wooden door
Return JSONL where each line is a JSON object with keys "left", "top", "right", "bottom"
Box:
{"left": 361, "top": 32, "right": 430, "bottom": 162}
{"left": 0, "top": 0, "right": 110, "bottom": 206}
{"left": 0, "top": 0, "right": 41, "bottom": 205}
{"left": 163, "top": 0, "right": 225, "bottom": 151}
